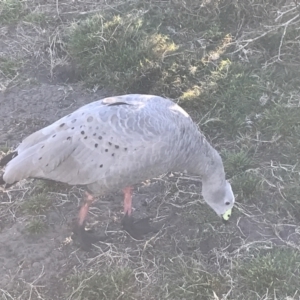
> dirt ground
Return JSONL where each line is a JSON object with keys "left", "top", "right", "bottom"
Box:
{"left": 1, "top": 65, "right": 299, "bottom": 300}
{"left": 1, "top": 1, "right": 300, "bottom": 299}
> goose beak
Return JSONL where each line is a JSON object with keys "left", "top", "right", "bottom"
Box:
{"left": 222, "top": 208, "right": 232, "bottom": 221}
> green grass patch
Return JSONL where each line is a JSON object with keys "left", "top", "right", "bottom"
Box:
{"left": 258, "top": 105, "right": 300, "bottom": 139}
{"left": 33, "top": 179, "right": 69, "bottom": 194}
{"left": 67, "top": 268, "right": 138, "bottom": 300}
{"left": 68, "top": 12, "right": 177, "bottom": 92}
{"left": 160, "top": 258, "right": 228, "bottom": 300}
{"left": 0, "top": 57, "right": 21, "bottom": 79}
{"left": 0, "top": 0, "right": 26, "bottom": 24}
{"left": 0, "top": 145, "right": 10, "bottom": 154}
{"left": 24, "top": 12, "right": 48, "bottom": 26}
{"left": 21, "top": 193, "right": 51, "bottom": 215}
{"left": 222, "top": 149, "right": 255, "bottom": 178}
{"left": 231, "top": 172, "right": 261, "bottom": 201}
{"left": 66, "top": 0, "right": 235, "bottom": 98}
{"left": 235, "top": 248, "right": 300, "bottom": 298}
{"left": 282, "top": 183, "right": 300, "bottom": 220}
{"left": 200, "top": 62, "right": 263, "bottom": 137}
{"left": 25, "top": 218, "right": 47, "bottom": 234}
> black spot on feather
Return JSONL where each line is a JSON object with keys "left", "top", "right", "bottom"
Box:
{"left": 98, "top": 136, "right": 102, "bottom": 140}
{"left": 84, "top": 136, "right": 87, "bottom": 139}
{"left": 59, "top": 123, "right": 65, "bottom": 127}
{"left": 108, "top": 142, "right": 112, "bottom": 146}
{"left": 105, "top": 149, "right": 108, "bottom": 152}
{"left": 67, "top": 137, "right": 71, "bottom": 140}
{"left": 95, "top": 143, "right": 98, "bottom": 148}
{"left": 115, "top": 145, "right": 119, "bottom": 149}
{"left": 52, "top": 134, "right": 56, "bottom": 138}
{"left": 99, "top": 164, "right": 103, "bottom": 168}
{"left": 81, "top": 131, "right": 85, "bottom": 135}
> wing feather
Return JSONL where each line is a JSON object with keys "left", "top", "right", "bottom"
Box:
{"left": 3, "top": 95, "right": 186, "bottom": 191}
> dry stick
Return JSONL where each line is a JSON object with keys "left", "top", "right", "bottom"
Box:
{"left": 275, "top": 5, "right": 298, "bottom": 21}
{"left": 230, "top": 13, "right": 300, "bottom": 55}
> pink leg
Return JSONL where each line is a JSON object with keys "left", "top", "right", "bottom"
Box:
{"left": 123, "top": 186, "right": 133, "bottom": 216}
{"left": 78, "top": 191, "right": 95, "bottom": 226}
{"left": 121, "top": 185, "right": 157, "bottom": 239}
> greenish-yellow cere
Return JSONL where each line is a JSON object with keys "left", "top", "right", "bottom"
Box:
{"left": 222, "top": 208, "right": 232, "bottom": 221}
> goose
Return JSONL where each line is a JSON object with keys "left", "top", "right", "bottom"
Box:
{"left": 0, "top": 94, "right": 234, "bottom": 247}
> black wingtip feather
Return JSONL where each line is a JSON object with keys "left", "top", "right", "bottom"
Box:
{"left": 107, "top": 102, "right": 131, "bottom": 107}
{"left": 0, "top": 151, "right": 18, "bottom": 167}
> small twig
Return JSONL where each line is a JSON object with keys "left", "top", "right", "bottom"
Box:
{"left": 277, "top": 24, "right": 288, "bottom": 60}
{"left": 275, "top": 5, "right": 298, "bottom": 22}
{"left": 230, "top": 13, "right": 300, "bottom": 55}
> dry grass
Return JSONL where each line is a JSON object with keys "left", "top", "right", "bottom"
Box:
{"left": 0, "top": 0, "right": 300, "bottom": 299}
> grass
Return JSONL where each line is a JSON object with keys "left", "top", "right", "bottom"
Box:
{"left": 282, "top": 183, "right": 300, "bottom": 220}
{"left": 235, "top": 247, "right": 300, "bottom": 299}
{"left": 33, "top": 179, "right": 68, "bottom": 193}
{"left": 64, "top": 2, "right": 300, "bottom": 298}
{"left": 159, "top": 258, "right": 228, "bottom": 300}
{"left": 0, "top": 145, "right": 10, "bottom": 154}
{"left": 0, "top": 0, "right": 25, "bottom": 24}
{"left": 231, "top": 172, "right": 262, "bottom": 201}
{"left": 1, "top": 0, "right": 300, "bottom": 299}
{"left": 66, "top": 0, "right": 236, "bottom": 97}
{"left": 0, "top": 57, "right": 21, "bottom": 78}
{"left": 0, "top": 56, "right": 22, "bottom": 90}
{"left": 222, "top": 149, "right": 255, "bottom": 178}
{"left": 68, "top": 11, "right": 177, "bottom": 92}
{"left": 260, "top": 105, "right": 300, "bottom": 141}
{"left": 21, "top": 193, "right": 52, "bottom": 215}
{"left": 67, "top": 268, "right": 138, "bottom": 300}
{"left": 23, "top": 12, "right": 48, "bottom": 26}
{"left": 25, "top": 218, "right": 47, "bottom": 234}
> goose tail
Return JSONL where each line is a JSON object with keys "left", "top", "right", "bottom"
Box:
{"left": 0, "top": 151, "right": 18, "bottom": 186}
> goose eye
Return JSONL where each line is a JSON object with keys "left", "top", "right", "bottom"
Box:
{"left": 225, "top": 201, "right": 230, "bottom": 205}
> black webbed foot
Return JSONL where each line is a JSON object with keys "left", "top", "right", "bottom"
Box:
{"left": 72, "top": 221, "right": 107, "bottom": 250}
